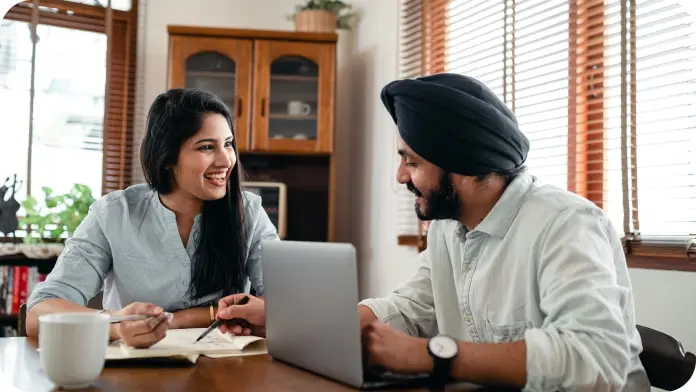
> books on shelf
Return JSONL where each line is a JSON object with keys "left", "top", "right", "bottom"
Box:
{"left": 0, "top": 266, "right": 47, "bottom": 316}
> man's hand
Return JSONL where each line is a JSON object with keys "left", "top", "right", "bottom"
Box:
{"left": 111, "top": 302, "right": 171, "bottom": 348}
{"left": 216, "top": 294, "right": 265, "bottom": 336}
{"left": 363, "top": 321, "right": 432, "bottom": 374}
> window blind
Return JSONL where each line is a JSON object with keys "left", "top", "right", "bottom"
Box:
{"left": 395, "top": 0, "right": 435, "bottom": 240}
{"left": 2, "top": 0, "right": 138, "bottom": 199}
{"left": 396, "top": 0, "right": 696, "bottom": 255}
{"left": 507, "top": 0, "right": 569, "bottom": 191}
{"left": 630, "top": 0, "right": 696, "bottom": 237}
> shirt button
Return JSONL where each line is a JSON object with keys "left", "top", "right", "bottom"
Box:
{"left": 182, "top": 280, "right": 188, "bottom": 286}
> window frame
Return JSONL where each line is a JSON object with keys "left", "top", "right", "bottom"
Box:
{"left": 396, "top": 0, "right": 696, "bottom": 271}
{"left": 4, "top": 0, "right": 138, "bottom": 197}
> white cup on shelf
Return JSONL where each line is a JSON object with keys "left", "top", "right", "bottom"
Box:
{"left": 38, "top": 312, "right": 110, "bottom": 389}
{"left": 287, "top": 100, "right": 311, "bottom": 116}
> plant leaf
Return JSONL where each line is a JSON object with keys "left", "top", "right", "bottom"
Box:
{"left": 50, "top": 227, "right": 64, "bottom": 239}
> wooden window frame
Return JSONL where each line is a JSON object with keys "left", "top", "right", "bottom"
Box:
{"left": 397, "top": 0, "right": 696, "bottom": 271}
{"left": 5, "top": 0, "right": 138, "bottom": 196}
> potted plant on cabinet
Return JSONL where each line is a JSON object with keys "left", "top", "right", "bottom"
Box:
{"left": 290, "top": 0, "right": 358, "bottom": 32}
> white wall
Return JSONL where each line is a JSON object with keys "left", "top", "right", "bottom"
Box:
{"left": 630, "top": 269, "right": 696, "bottom": 353}
{"left": 132, "top": 0, "right": 696, "bottom": 361}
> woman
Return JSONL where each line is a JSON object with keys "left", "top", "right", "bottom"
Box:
{"left": 26, "top": 88, "right": 278, "bottom": 348}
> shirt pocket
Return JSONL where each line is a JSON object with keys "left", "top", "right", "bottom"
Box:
{"left": 484, "top": 303, "right": 529, "bottom": 343}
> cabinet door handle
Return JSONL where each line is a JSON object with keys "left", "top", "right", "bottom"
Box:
{"left": 260, "top": 98, "right": 266, "bottom": 117}
{"left": 236, "top": 96, "right": 242, "bottom": 117}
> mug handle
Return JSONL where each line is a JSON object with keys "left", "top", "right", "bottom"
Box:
{"left": 301, "top": 102, "right": 312, "bottom": 115}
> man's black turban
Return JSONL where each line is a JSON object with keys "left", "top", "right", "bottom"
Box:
{"left": 380, "top": 73, "right": 530, "bottom": 176}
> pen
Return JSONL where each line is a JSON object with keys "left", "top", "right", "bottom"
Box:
{"left": 194, "top": 296, "right": 250, "bottom": 343}
{"left": 108, "top": 314, "right": 149, "bottom": 323}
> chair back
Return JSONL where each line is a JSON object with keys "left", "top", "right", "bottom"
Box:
{"left": 638, "top": 324, "right": 695, "bottom": 391}
{"left": 18, "top": 303, "right": 27, "bottom": 337}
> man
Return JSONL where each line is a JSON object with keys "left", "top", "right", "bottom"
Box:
{"left": 357, "top": 73, "right": 650, "bottom": 391}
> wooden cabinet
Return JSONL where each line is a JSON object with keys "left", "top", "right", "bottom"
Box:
{"left": 167, "top": 26, "right": 336, "bottom": 155}
{"left": 167, "top": 26, "right": 338, "bottom": 242}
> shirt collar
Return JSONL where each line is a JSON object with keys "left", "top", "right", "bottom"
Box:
{"left": 152, "top": 190, "right": 202, "bottom": 228}
{"left": 471, "top": 168, "right": 535, "bottom": 239}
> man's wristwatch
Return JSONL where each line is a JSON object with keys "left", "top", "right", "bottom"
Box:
{"left": 427, "top": 334, "right": 458, "bottom": 386}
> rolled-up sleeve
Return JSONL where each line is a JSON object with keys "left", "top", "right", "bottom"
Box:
{"left": 244, "top": 196, "right": 279, "bottom": 297}
{"left": 359, "top": 249, "right": 437, "bottom": 338}
{"left": 524, "top": 207, "right": 631, "bottom": 392}
{"left": 26, "top": 201, "right": 112, "bottom": 311}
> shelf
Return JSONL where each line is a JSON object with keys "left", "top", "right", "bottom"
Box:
{"left": 269, "top": 114, "right": 317, "bottom": 120}
{"left": 271, "top": 75, "right": 317, "bottom": 82}
{"left": 187, "top": 71, "right": 235, "bottom": 78}
{"left": 0, "top": 243, "right": 62, "bottom": 264}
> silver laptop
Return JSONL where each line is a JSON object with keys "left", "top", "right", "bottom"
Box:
{"left": 261, "top": 240, "right": 432, "bottom": 389}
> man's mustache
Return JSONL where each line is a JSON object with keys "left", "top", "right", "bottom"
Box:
{"left": 406, "top": 182, "right": 422, "bottom": 197}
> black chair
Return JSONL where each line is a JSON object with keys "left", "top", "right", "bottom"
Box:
{"left": 637, "top": 324, "right": 695, "bottom": 391}
{"left": 17, "top": 303, "right": 27, "bottom": 337}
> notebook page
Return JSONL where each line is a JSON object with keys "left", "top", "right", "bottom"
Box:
{"left": 108, "top": 328, "right": 266, "bottom": 359}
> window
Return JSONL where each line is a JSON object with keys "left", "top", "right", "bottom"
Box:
{"left": 0, "top": 0, "right": 137, "bottom": 211}
{"left": 65, "top": 0, "right": 132, "bottom": 11}
{"left": 396, "top": 0, "right": 696, "bottom": 267}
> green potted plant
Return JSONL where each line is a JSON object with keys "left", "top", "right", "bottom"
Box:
{"left": 19, "top": 184, "right": 96, "bottom": 244}
{"left": 290, "top": 0, "right": 358, "bottom": 32}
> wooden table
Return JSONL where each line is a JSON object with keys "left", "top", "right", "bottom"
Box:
{"left": 0, "top": 337, "right": 511, "bottom": 391}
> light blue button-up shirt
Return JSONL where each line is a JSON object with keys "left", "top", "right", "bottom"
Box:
{"left": 360, "top": 170, "right": 650, "bottom": 392}
{"left": 27, "top": 184, "right": 279, "bottom": 312}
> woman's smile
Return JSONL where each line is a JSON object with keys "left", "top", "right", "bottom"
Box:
{"left": 203, "top": 171, "right": 228, "bottom": 187}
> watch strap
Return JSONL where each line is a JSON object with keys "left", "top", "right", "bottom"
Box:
{"left": 429, "top": 355, "right": 451, "bottom": 387}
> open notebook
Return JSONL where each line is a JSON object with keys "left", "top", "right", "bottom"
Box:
{"left": 106, "top": 327, "right": 267, "bottom": 363}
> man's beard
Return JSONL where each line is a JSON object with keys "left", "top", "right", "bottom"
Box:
{"left": 407, "top": 172, "right": 461, "bottom": 221}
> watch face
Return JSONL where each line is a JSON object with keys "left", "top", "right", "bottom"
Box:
{"left": 429, "top": 335, "right": 458, "bottom": 359}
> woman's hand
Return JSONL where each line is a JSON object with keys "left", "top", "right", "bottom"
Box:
{"left": 111, "top": 302, "right": 172, "bottom": 348}
{"left": 216, "top": 294, "right": 265, "bottom": 336}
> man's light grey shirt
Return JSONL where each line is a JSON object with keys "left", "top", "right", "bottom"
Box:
{"left": 27, "top": 183, "right": 279, "bottom": 312}
{"left": 360, "top": 170, "right": 650, "bottom": 392}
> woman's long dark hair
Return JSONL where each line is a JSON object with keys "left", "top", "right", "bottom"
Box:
{"left": 140, "top": 88, "right": 247, "bottom": 300}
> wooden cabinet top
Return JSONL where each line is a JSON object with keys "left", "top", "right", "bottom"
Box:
{"left": 167, "top": 25, "right": 338, "bottom": 44}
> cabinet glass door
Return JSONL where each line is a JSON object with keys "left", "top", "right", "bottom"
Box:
{"left": 185, "top": 52, "right": 236, "bottom": 109}
{"left": 252, "top": 41, "right": 335, "bottom": 153}
{"left": 268, "top": 56, "right": 319, "bottom": 142}
{"left": 168, "top": 37, "right": 252, "bottom": 151}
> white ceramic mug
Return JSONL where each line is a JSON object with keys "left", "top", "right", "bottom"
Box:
{"left": 287, "top": 100, "right": 311, "bottom": 116}
{"left": 39, "top": 312, "right": 110, "bottom": 389}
